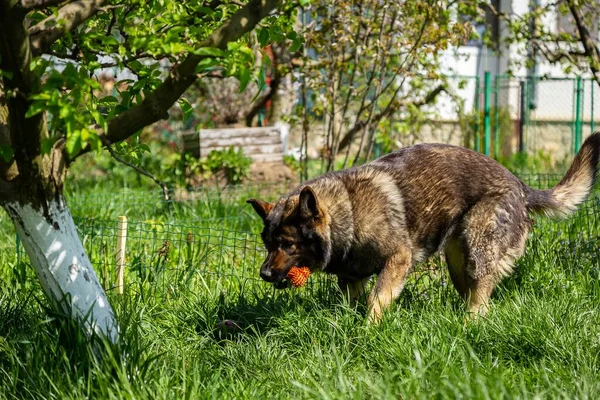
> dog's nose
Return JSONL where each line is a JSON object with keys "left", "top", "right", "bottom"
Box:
{"left": 260, "top": 266, "right": 272, "bottom": 281}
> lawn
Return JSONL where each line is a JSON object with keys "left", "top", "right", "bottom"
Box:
{"left": 0, "top": 174, "right": 598, "bottom": 399}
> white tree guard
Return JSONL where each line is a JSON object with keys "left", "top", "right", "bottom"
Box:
{"left": 5, "top": 196, "right": 119, "bottom": 343}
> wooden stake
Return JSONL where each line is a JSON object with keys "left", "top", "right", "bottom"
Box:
{"left": 116, "top": 216, "right": 128, "bottom": 295}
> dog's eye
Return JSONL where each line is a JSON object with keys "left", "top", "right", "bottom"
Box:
{"left": 281, "top": 240, "right": 296, "bottom": 251}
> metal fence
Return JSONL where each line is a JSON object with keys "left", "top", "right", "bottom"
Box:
{"left": 469, "top": 74, "right": 598, "bottom": 160}
{"left": 4, "top": 175, "right": 597, "bottom": 306}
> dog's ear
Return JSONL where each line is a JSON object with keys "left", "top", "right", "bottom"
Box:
{"left": 246, "top": 198, "right": 274, "bottom": 222}
{"left": 299, "top": 186, "right": 321, "bottom": 220}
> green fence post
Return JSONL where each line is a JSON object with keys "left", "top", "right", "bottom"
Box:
{"left": 493, "top": 75, "right": 499, "bottom": 159}
{"left": 574, "top": 76, "right": 583, "bottom": 154}
{"left": 591, "top": 79, "right": 595, "bottom": 134}
{"left": 518, "top": 80, "right": 527, "bottom": 153}
{"left": 474, "top": 76, "right": 480, "bottom": 152}
{"left": 571, "top": 79, "right": 576, "bottom": 155}
{"left": 483, "top": 71, "right": 491, "bottom": 156}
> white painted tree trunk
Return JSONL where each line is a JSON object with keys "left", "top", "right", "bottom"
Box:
{"left": 4, "top": 195, "right": 119, "bottom": 343}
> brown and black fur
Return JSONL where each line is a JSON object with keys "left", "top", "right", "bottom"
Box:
{"left": 247, "top": 133, "right": 600, "bottom": 323}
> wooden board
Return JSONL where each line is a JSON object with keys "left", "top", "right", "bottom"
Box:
{"left": 181, "top": 126, "right": 285, "bottom": 163}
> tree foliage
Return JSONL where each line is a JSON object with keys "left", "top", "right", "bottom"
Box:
{"left": 0, "top": 0, "right": 291, "bottom": 341}
{"left": 297, "top": 0, "right": 474, "bottom": 171}
{"left": 476, "top": 0, "right": 600, "bottom": 86}
{"left": 0, "top": 0, "right": 292, "bottom": 195}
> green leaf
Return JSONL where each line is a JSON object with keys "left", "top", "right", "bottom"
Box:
{"left": 194, "top": 47, "right": 226, "bottom": 57}
{"left": 0, "top": 144, "right": 14, "bottom": 162}
{"left": 65, "top": 132, "right": 82, "bottom": 157}
{"left": 238, "top": 66, "right": 251, "bottom": 92}
{"left": 194, "top": 6, "right": 215, "bottom": 15}
{"left": 88, "top": 133, "right": 103, "bottom": 152}
{"left": 178, "top": 98, "right": 193, "bottom": 119}
{"left": 59, "top": 105, "right": 72, "bottom": 119}
{"left": 99, "top": 96, "right": 119, "bottom": 106}
{"left": 197, "top": 58, "right": 220, "bottom": 71}
{"left": 139, "top": 143, "right": 151, "bottom": 153}
{"left": 41, "top": 137, "right": 57, "bottom": 155}
{"left": 289, "top": 32, "right": 303, "bottom": 53}
{"left": 258, "top": 29, "right": 270, "bottom": 47}
{"left": 227, "top": 42, "right": 241, "bottom": 52}
{"left": 0, "top": 69, "right": 13, "bottom": 79}
{"left": 25, "top": 102, "right": 46, "bottom": 118}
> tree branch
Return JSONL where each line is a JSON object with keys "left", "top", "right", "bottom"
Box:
{"left": 28, "top": 0, "right": 108, "bottom": 56}
{"left": 337, "top": 84, "right": 446, "bottom": 152}
{"left": 71, "top": 0, "right": 280, "bottom": 161}
{"left": 105, "top": 146, "right": 170, "bottom": 201}
{"left": 20, "top": 0, "right": 74, "bottom": 9}
{"left": 566, "top": 0, "right": 600, "bottom": 86}
{"left": 531, "top": 40, "right": 586, "bottom": 64}
{"left": 244, "top": 71, "right": 281, "bottom": 126}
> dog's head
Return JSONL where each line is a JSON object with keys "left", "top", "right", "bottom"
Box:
{"left": 246, "top": 186, "right": 331, "bottom": 285}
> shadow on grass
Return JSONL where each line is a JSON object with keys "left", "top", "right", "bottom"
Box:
{"left": 195, "top": 283, "right": 353, "bottom": 342}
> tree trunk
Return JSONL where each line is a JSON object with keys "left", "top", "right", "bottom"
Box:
{"left": 3, "top": 194, "right": 119, "bottom": 343}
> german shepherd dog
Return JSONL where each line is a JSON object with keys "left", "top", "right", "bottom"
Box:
{"left": 247, "top": 133, "right": 600, "bottom": 323}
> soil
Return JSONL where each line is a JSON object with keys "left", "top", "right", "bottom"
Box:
{"left": 246, "top": 162, "right": 298, "bottom": 188}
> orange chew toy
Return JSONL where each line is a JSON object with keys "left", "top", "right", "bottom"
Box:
{"left": 286, "top": 266, "right": 311, "bottom": 288}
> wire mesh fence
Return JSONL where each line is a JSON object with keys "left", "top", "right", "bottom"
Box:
{"left": 74, "top": 215, "right": 341, "bottom": 303}
{"left": 410, "top": 74, "right": 599, "bottom": 165}
{"left": 2, "top": 174, "right": 599, "bottom": 307}
{"left": 475, "top": 75, "right": 598, "bottom": 161}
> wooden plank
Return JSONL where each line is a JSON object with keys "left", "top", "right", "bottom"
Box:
{"left": 181, "top": 126, "right": 281, "bottom": 140}
{"left": 200, "top": 144, "right": 283, "bottom": 156}
{"left": 200, "top": 127, "right": 281, "bottom": 140}
{"left": 115, "top": 216, "right": 128, "bottom": 295}
{"left": 201, "top": 136, "right": 281, "bottom": 148}
{"left": 181, "top": 127, "right": 285, "bottom": 163}
{"left": 249, "top": 153, "right": 284, "bottom": 163}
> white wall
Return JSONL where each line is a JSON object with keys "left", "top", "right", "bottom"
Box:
{"left": 435, "top": 0, "right": 599, "bottom": 121}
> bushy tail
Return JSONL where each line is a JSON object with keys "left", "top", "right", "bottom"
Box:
{"left": 526, "top": 132, "right": 600, "bottom": 219}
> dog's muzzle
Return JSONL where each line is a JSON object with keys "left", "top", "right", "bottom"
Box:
{"left": 259, "top": 263, "right": 274, "bottom": 282}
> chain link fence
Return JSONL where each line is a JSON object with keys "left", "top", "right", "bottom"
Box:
{"left": 470, "top": 75, "right": 598, "bottom": 161}
{"left": 418, "top": 74, "right": 598, "bottom": 165}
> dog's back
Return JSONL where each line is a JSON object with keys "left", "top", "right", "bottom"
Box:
{"left": 370, "top": 143, "right": 526, "bottom": 257}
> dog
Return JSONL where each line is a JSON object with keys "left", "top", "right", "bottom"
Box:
{"left": 247, "top": 133, "right": 600, "bottom": 323}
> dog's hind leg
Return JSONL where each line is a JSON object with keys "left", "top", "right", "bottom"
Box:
{"left": 367, "top": 246, "right": 412, "bottom": 324}
{"left": 444, "top": 234, "right": 469, "bottom": 299}
{"left": 444, "top": 233, "right": 498, "bottom": 316}
{"left": 458, "top": 194, "right": 530, "bottom": 317}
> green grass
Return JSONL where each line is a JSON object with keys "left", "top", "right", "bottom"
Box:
{"left": 0, "top": 177, "right": 598, "bottom": 399}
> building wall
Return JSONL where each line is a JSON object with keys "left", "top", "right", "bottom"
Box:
{"left": 436, "top": 0, "right": 600, "bottom": 122}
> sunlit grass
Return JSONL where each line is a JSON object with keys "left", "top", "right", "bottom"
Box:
{"left": 0, "top": 175, "right": 598, "bottom": 399}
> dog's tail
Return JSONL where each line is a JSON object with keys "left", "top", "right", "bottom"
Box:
{"left": 525, "top": 132, "right": 600, "bottom": 219}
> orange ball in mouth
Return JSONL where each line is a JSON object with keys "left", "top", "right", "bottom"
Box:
{"left": 286, "top": 266, "right": 311, "bottom": 288}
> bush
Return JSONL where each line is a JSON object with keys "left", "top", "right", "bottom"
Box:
{"left": 498, "top": 149, "right": 570, "bottom": 175}
{"left": 203, "top": 147, "right": 253, "bottom": 184}
{"left": 459, "top": 106, "right": 514, "bottom": 157}
{"left": 171, "top": 147, "right": 253, "bottom": 187}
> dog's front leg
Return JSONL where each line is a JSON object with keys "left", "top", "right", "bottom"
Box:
{"left": 367, "top": 248, "right": 412, "bottom": 324}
